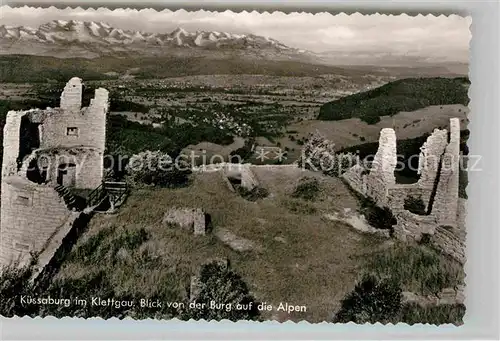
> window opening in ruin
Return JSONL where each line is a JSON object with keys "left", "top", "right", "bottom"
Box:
{"left": 16, "top": 195, "right": 31, "bottom": 206}
{"left": 66, "top": 127, "right": 79, "bottom": 136}
{"left": 17, "top": 116, "right": 41, "bottom": 170}
{"left": 81, "top": 83, "right": 94, "bottom": 108}
{"left": 204, "top": 213, "right": 213, "bottom": 234}
{"left": 57, "top": 163, "right": 77, "bottom": 187}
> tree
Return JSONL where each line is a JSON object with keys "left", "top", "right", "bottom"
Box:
{"left": 333, "top": 274, "right": 403, "bottom": 324}
{"left": 184, "top": 261, "right": 260, "bottom": 322}
{"left": 298, "top": 132, "right": 357, "bottom": 177}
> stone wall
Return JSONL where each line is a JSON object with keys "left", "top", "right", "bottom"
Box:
{"left": 342, "top": 118, "right": 466, "bottom": 263}
{"left": 1, "top": 111, "right": 24, "bottom": 178}
{"left": 31, "top": 211, "right": 82, "bottom": 280}
{"left": 365, "top": 128, "right": 397, "bottom": 206}
{"left": 392, "top": 210, "right": 438, "bottom": 242}
{"left": 416, "top": 128, "right": 449, "bottom": 207}
{"left": 20, "top": 147, "right": 103, "bottom": 190}
{"left": 342, "top": 164, "right": 368, "bottom": 197}
{"left": 386, "top": 184, "right": 422, "bottom": 212}
{"left": 431, "top": 118, "right": 461, "bottom": 227}
{"left": 40, "top": 89, "right": 108, "bottom": 152}
{"left": 203, "top": 163, "right": 260, "bottom": 191}
{"left": 60, "top": 77, "right": 83, "bottom": 113}
{"left": 431, "top": 225, "right": 466, "bottom": 264}
{"left": 0, "top": 176, "right": 72, "bottom": 267}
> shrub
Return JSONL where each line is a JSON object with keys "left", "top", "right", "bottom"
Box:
{"left": 0, "top": 261, "right": 38, "bottom": 317}
{"left": 364, "top": 206, "right": 397, "bottom": 231}
{"left": 237, "top": 186, "right": 269, "bottom": 201}
{"left": 125, "top": 150, "right": 191, "bottom": 188}
{"left": 183, "top": 261, "right": 260, "bottom": 321}
{"left": 357, "top": 196, "right": 397, "bottom": 232}
{"left": 292, "top": 177, "right": 320, "bottom": 201}
{"left": 298, "top": 132, "right": 357, "bottom": 177}
{"left": 333, "top": 274, "right": 403, "bottom": 324}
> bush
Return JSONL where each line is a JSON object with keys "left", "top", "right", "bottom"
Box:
{"left": 333, "top": 274, "right": 403, "bottom": 324}
{"left": 237, "top": 186, "right": 269, "bottom": 201}
{"left": 183, "top": 261, "right": 260, "bottom": 321}
{"left": 125, "top": 150, "right": 191, "bottom": 188}
{"left": 298, "top": 132, "right": 358, "bottom": 177}
{"left": 357, "top": 196, "right": 397, "bottom": 232}
{"left": 292, "top": 177, "right": 320, "bottom": 201}
{"left": 0, "top": 261, "right": 38, "bottom": 317}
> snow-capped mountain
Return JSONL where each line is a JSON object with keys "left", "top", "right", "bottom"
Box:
{"left": 0, "top": 20, "right": 314, "bottom": 60}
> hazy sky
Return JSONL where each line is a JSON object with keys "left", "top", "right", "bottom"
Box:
{"left": 0, "top": 6, "right": 471, "bottom": 62}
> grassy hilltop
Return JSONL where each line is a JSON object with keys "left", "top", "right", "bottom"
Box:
{"left": 318, "top": 77, "right": 470, "bottom": 124}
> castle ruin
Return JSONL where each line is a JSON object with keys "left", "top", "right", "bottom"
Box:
{"left": 0, "top": 77, "right": 109, "bottom": 268}
{"left": 342, "top": 118, "right": 466, "bottom": 263}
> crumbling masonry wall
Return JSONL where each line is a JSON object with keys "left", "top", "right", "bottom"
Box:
{"left": 0, "top": 77, "right": 109, "bottom": 268}
{"left": 431, "top": 118, "right": 461, "bottom": 227}
{"left": 365, "top": 128, "right": 397, "bottom": 206}
{"left": 1, "top": 111, "right": 24, "bottom": 179}
{"left": 342, "top": 118, "right": 465, "bottom": 263}
{"left": 416, "top": 129, "right": 449, "bottom": 208}
{"left": 0, "top": 177, "right": 74, "bottom": 267}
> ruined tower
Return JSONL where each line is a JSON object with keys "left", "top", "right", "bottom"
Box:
{"left": 0, "top": 78, "right": 109, "bottom": 268}
{"left": 430, "top": 118, "right": 461, "bottom": 227}
{"left": 60, "top": 77, "right": 83, "bottom": 113}
{"left": 416, "top": 128, "right": 449, "bottom": 208}
{"left": 365, "top": 128, "right": 397, "bottom": 206}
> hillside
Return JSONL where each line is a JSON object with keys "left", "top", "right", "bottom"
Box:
{"left": 318, "top": 77, "right": 470, "bottom": 124}
{"left": 0, "top": 54, "right": 381, "bottom": 83}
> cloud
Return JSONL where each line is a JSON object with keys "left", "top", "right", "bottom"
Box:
{"left": 0, "top": 6, "right": 470, "bottom": 62}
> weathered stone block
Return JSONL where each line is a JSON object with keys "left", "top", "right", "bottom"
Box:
{"left": 163, "top": 207, "right": 207, "bottom": 235}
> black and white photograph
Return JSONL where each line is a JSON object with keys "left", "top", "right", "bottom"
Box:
{"left": 0, "top": 5, "right": 472, "bottom": 325}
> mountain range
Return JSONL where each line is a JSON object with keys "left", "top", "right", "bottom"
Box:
{"left": 0, "top": 20, "right": 468, "bottom": 77}
{"left": 0, "top": 19, "right": 316, "bottom": 62}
